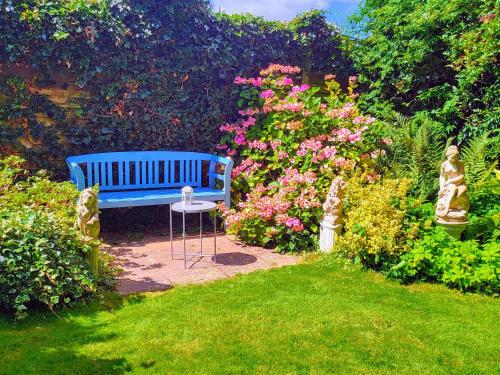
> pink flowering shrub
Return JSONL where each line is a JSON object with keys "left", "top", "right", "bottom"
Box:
{"left": 219, "top": 64, "right": 388, "bottom": 252}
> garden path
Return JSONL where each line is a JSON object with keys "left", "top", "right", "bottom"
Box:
{"left": 103, "top": 234, "right": 300, "bottom": 294}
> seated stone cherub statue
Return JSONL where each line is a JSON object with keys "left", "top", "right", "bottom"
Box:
{"left": 76, "top": 187, "right": 100, "bottom": 240}
{"left": 435, "top": 145, "right": 469, "bottom": 223}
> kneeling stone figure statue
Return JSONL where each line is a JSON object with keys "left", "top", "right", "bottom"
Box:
{"left": 435, "top": 145, "right": 469, "bottom": 238}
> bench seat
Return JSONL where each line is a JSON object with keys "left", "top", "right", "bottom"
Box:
{"left": 98, "top": 187, "right": 225, "bottom": 209}
{"left": 66, "top": 151, "right": 233, "bottom": 209}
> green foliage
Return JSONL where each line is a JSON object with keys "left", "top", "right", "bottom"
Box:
{"left": 379, "top": 113, "right": 448, "bottom": 200}
{"left": 461, "top": 131, "right": 498, "bottom": 191}
{"left": 0, "top": 156, "right": 110, "bottom": 319}
{"left": 0, "top": 1, "right": 351, "bottom": 176}
{"left": 388, "top": 227, "right": 499, "bottom": 295}
{"left": 351, "top": 0, "right": 499, "bottom": 140}
{"left": 220, "top": 68, "right": 384, "bottom": 252}
{"left": 0, "top": 156, "right": 79, "bottom": 225}
{"left": 465, "top": 172, "right": 500, "bottom": 244}
{"left": 0, "top": 208, "right": 96, "bottom": 319}
{"left": 335, "top": 177, "right": 413, "bottom": 268}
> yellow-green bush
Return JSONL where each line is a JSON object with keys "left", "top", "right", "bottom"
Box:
{"left": 335, "top": 177, "right": 413, "bottom": 267}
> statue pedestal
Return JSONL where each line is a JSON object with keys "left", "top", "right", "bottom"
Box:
{"left": 436, "top": 219, "right": 468, "bottom": 240}
{"left": 319, "top": 221, "right": 341, "bottom": 252}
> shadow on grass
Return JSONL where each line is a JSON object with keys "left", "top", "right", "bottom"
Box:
{"left": 0, "top": 292, "right": 141, "bottom": 374}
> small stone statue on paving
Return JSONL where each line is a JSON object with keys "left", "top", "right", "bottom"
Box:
{"left": 435, "top": 145, "right": 469, "bottom": 238}
{"left": 320, "top": 176, "right": 346, "bottom": 252}
{"left": 77, "top": 187, "right": 100, "bottom": 273}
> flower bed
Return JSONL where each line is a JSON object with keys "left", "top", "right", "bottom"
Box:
{"left": 219, "top": 64, "right": 387, "bottom": 252}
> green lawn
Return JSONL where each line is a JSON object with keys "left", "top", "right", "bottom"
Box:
{"left": 1, "top": 258, "right": 498, "bottom": 375}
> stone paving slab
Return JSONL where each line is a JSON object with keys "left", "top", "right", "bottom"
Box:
{"left": 103, "top": 233, "right": 300, "bottom": 294}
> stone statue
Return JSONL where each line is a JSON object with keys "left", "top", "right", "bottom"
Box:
{"left": 436, "top": 146, "right": 469, "bottom": 223}
{"left": 322, "top": 176, "right": 347, "bottom": 228}
{"left": 77, "top": 188, "right": 100, "bottom": 239}
{"left": 320, "top": 176, "right": 346, "bottom": 252}
{"left": 435, "top": 146, "right": 469, "bottom": 238}
{"left": 76, "top": 187, "right": 100, "bottom": 274}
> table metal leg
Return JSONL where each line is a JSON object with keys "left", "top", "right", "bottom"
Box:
{"left": 200, "top": 212, "right": 203, "bottom": 254}
{"left": 183, "top": 211, "right": 186, "bottom": 269}
{"left": 170, "top": 204, "right": 173, "bottom": 260}
{"left": 214, "top": 213, "right": 217, "bottom": 261}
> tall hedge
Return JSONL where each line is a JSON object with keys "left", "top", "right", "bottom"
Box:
{"left": 0, "top": 0, "right": 351, "bottom": 176}
{"left": 350, "top": 0, "right": 498, "bottom": 140}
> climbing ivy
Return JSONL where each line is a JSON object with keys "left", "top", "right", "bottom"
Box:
{"left": 0, "top": 0, "right": 352, "bottom": 176}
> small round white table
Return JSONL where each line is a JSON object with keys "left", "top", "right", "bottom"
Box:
{"left": 169, "top": 201, "right": 217, "bottom": 268}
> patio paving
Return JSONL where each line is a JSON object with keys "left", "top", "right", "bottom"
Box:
{"left": 103, "top": 233, "right": 300, "bottom": 294}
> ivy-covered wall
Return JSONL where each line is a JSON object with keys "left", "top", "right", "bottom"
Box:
{"left": 0, "top": 0, "right": 352, "bottom": 176}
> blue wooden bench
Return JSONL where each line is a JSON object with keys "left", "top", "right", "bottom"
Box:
{"left": 66, "top": 151, "right": 233, "bottom": 209}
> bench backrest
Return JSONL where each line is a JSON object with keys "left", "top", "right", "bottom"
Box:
{"left": 66, "top": 151, "right": 232, "bottom": 191}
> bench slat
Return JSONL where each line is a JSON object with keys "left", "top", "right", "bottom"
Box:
{"left": 118, "top": 161, "right": 124, "bottom": 186}
{"left": 154, "top": 160, "right": 159, "bottom": 184}
{"left": 125, "top": 161, "right": 130, "bottom": 185}
{"left": 141, "top": 161, "right": 147, "bottom": 186}
{"left": 87, "top": 162, "right": 93, "bottom": 186}
{"left": 107, "top": 162, "right": 113, "bottom": 187}
{"left": 135, "top": 161, "right": 140, "bottom": 185}
{"left": 94, "top": 162, "right": 100, "bottom": 186}
{"left": 170, "top": 160, "right": 175, "bottom": 184}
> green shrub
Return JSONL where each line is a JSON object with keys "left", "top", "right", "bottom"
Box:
{"left": 0, "top": 156, "right": 108, "bottom": 319}
{"left": 219, "top": 66, "right": 385, "bottom": 252}
{"left": 335, "top": 177, "right": 413, "bottom": 268}
{"left": 0, "top": 208, "right": 96, "bottom": 319}
{"left": 351, "top": 0, "right": 498, "bottom": 140}
{"left": 388, "top": 227, "right": 499, "bottom": 295}
{"left": 0, "top": 156, "right": 79, "bottom": 222}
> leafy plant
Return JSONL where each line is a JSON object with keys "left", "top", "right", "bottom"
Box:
{"left": 0, "top": 156, "right": 112, "bottom": 319}
{"left": 461, "top": 131, "right": 498, "bottom": 191}
{"left": 335, "top": 176, "right": 413, "bottom": 268}
{"left": 388, "top": 227, "right": 499, "bottom": 295}
{"left": 380, "top": 113, "right": 448, "bottom": 200}
{"left": 350, "top": 0, "right": 498, "bottom": 140}
{"left": 219, "top": 66, "right": 385, "bottom": 252}
{"left": 0, "top": 208, "right": 96, "bottom": 319}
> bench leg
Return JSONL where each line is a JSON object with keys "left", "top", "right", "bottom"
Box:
{"left": 170, "top": 204, "right": 173, "bottom": 260}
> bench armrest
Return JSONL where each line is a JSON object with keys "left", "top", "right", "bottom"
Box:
{"left": 209, "top": 156, "right": 233, "bottom": 207}
{"left": 67, "top": 161, "right": 86, "bottom": 191}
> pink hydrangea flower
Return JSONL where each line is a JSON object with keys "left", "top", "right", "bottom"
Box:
{"left": 353, "top": 115, "right": 376, "bottom": 125}
{"left": 260, "top": 64, "right": 301, "bottom": 76}
{"left": 238, "top": 108, "right": 260, "bottom": 116}
{"left": 234, "top": 134, "right": 246, "bottom": 145}
{"left": 270, "top": 139, "right": 282, "bottom": 150}
{"left": 277, "top": 150, "right": 289, "bottom": 159}
{"left": 241, "top": 117, "right": 256, "bottom": 128}
{"left": 286, "top": 120, "right": 302, "bottom": 131}
{"left": 234, "top": 76, "right": 247, "bottom": 85}
{"left": 247, "top": 140, "right": 268, "bottom": 151}
{"left": 260, "top": 89, "right": 275, "bottom": 99}
{"left": 276, "top": 77, "right": 294, "bottom": 86}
